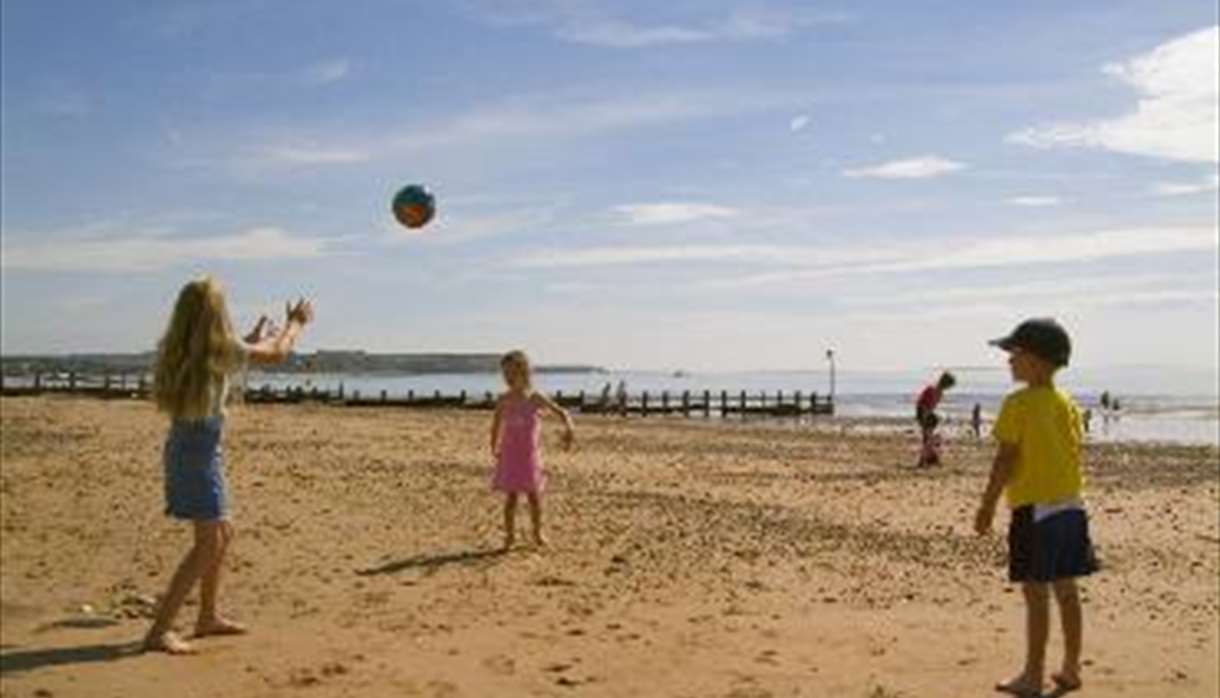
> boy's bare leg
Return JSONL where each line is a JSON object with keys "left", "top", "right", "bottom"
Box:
{"left": 527, "top": 493, "right": 546, "bottom": 547}
{"left": 144, "top": 522, "right": 221, "bottom": 654}
{"left": 997, "top": 582, "right": 1049, "bottom": 695}
{"left": 503, "top": 494, "right": 518, "bottom": 550}
{"left": 1051, "top": 578, "right": 1084, "bottom": 690}
{"left": 195, "top": 520, "right": 246, "bottom": 637}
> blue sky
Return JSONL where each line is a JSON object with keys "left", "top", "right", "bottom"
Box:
{"left": 2, "top": 1, "right": 1217, "bottom": 372}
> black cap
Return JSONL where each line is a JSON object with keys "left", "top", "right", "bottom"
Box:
{"left": 989, "top": 318, "right": 1072, "bottom": 367}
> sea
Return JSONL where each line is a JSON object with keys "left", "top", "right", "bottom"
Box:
{"left": 243, "top": 365, "right": 1220, "bottom": 447}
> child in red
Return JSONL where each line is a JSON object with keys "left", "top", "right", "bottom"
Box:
{"left": 915, "top": 371, "right": 956, "bottom": 467}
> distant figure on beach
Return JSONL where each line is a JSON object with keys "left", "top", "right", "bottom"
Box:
{"left": 143, "top": 276, "right": 314, "bottom": 655}
{"left": 616, "top": 379, "right": 628, "bottom": 416}
{"left": 915, "top": 371, "right": 956, "bottom": 467}
{"left": 1099, "top": 390, "right": 1111, "bottom": 411}
{"left": 600, "top": 381, "right": 612, "bottom": 409}
{"left": 972, "top": 403, "right": 983, "bottom": 439}
{"left": 975, "top": 318, "right": 1096, "bottom": 697}
{"left": 1082, "top": 408, "right": 1092, "bottom": 434}
{"left": 490, "top": 350, "right": 575, "bottom": 550}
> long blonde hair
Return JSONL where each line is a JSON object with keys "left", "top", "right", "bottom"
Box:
{"left": 153, "top": 276, "right": 242, "bottom": 419}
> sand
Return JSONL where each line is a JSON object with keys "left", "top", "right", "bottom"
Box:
{"left": 1, "top": 396, "right": 1217, "bottom": 697}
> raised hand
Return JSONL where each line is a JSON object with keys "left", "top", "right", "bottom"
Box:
{"left": 286, "top": 297, "right": 315, "bottom": 325}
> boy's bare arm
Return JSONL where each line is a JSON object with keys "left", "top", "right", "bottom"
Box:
{"left": 975, "top": 442, "right": 1018, "bottom": 535}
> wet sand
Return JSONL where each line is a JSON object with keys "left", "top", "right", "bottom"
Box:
{"left": 1, "top": 396, "right": 1217, "bottom": 697}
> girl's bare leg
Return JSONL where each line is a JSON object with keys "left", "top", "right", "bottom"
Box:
{"left": 195, "top": 520, "right": 246, "bottom": 637}
{"left": 143, "top": 521, "right": 222, "bottom": 654}
{"left": 527, "top": 493, "right": 546, "bottom": 547}
{"left": 1052, "top": 578, "right": 1084, "bottom": 690}
{"left": 503, "top": 494, "right": 518, "bottom": 550}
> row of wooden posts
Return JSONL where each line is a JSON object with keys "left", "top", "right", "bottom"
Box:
{"left": 0, "top": 372, "right": 835, "bottom": 418}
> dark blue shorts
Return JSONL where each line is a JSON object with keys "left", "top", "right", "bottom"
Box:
{"left": 163, "top": 417, "right": 228, "bottom": 521}
{"left": 1008, "top": 505, "right": 1098, "bottom": 583}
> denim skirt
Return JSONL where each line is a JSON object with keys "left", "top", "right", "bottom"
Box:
{"left": 163, "top": 416, "right": 228, "bottom": 521}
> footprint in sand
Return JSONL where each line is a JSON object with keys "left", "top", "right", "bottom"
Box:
{"left": 482, "top": 654, "right": 516, "bottom": 675}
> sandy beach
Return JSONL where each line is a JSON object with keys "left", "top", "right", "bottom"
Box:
{"left": 1, "top": 396, "right": 1216, "bottom": 697}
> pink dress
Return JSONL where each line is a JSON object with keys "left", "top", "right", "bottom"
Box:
{"left": 493, "top": 395, "right": 544, "bottom": 494}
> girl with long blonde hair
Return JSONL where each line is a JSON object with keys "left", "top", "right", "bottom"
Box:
{"left": 144, "top": 275, "right": 314, "bottom": 655}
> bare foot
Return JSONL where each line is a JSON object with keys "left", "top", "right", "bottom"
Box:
{"left": 143, "top": 630, "right": 196, "bottom": 655}
{"left": 532, "top": 533, "right": 549, "bottom": 548}
{"left": 995, "top": 674, "right": 1043, "bottom": 697}
{"left": 1051, "top": 670, "right": 1082, "bottom": 693}
{"left": 502, "top": 534, "right": 516, "bottom": 552}
{"left": 194, "top": 616, "right": 248, "bottom": 638}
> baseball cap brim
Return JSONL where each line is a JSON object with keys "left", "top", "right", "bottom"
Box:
{"left": 988, "top": 335, "right": 1017, "bottom": 351}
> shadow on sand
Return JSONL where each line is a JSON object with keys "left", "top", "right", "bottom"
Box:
{"left": 0, "top": 642, "right": 142, "bottom": 676}
{"left": 355, "top": 548, "right": 507, "bottom": 577}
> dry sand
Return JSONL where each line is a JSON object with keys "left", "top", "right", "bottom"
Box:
{"left": 1, "top": 396, "right": 1217, "bottom": 697}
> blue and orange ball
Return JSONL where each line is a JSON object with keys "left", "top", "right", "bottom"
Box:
{"left": 392, "top": 184, "right": 436, "bottom": 229}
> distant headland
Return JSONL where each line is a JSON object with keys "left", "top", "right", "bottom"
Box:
{"left": 0, "top": 351, "right": 604, "bottom": 376}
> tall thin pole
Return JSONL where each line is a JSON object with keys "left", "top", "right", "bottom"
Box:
{"left": 825, "top": 349, "right": 836, "bottom": 403}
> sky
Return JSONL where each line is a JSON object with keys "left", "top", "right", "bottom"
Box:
{"left": 1, "top": 1, "right": 1218, "bottom": 374}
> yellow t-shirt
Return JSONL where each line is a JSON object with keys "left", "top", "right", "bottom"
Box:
{"left": 992, "top": 385, "right": 1084, "bottom": 508}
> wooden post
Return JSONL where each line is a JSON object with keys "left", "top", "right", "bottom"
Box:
{"left": 641, "top": 391, "right": 649, "bottom": 417}
{"left": 739, "top": 390, "right": 746, "bottom": 416}
{"left": 380, "top": 389, "right": 387, "bottom": 403}
{"left": 407, "top": 389, "right": 414, "bottom": 402}
{"left": 721, "top": 390, "right": 728, "bottom": 416}
{"left": 434, "top": 389, "right": 441, "bottom": 401}
{"left": 759, "top": 390, "right": 765, "bottom": 408}
{"left": 137, "top": 373, "right": 146, "bottom": 396}
{"left": 795, "top": 390, "right": 802, "bottom": 415}
{"left": 33, "top": 373, "right": 42, "bottom": 391}
{"left": 69, "top": 372, "right": 77, "bottom": 391}
{"left": 811, "top": 392, "right": 818, "bottom": 413}
{"left": 661, "top": 391, "right": 669, "bottom": 412}
{"left": 703, "top": 390, "right": 711, "bottom": 418}
{"left": 460, "top": 389, "right": 467, "bottom": 404}
{"left": 681, "top": 390, "right": 690, "bottom": 417}
{"left": 338, "top": 382, "right": 345, "bottom": 400}
{"left": 578, "top": 390, "right": 585, "bottom": 409}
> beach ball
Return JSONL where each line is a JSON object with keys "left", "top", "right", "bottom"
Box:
{"left": 392, "top": 184, "right": 436, "bottom": 229}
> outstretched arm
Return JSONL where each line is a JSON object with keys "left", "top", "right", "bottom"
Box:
{"left": 247, "top": 298, "right": 314, "bottom": 366}
{"left": 490, "top": 398, "right": 504, "bottom": 457}
{"left": 974, "top": 442, "right": 1017, "bottom": 535}
{"left": 533, "top": 392, "right": 575, "bottom": 450}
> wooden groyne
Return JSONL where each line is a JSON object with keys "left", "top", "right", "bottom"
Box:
{"left": 1, "top": 373, "right": 835, "bottom": 418}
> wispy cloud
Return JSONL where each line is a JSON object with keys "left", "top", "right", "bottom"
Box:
{"left": 789, "top": 114, "right": 810, "bottom": 132}
{"left": 304, "top": 58, "right": 351, "bottom": 85}
{"left": 396, "top": 90, "right": 801, "bottom": 150}
{"left": 613, "top": 202, "right": 738, "bottom": 226}
{"left": 1151, "top": 172, "right": 1220, "bottom": 196}
{"left": 262, "top": 146, "right": 370, "bottom": 166}
{"left": 842, "top": 155, "right": 967, "bottom": 179}
{"left": 716, "top": 225, "right": 1219, "bottom": 287}
{"left": 471, "top": 3, "right": 848, "bottom": 48}
{"left": 1006, "top": 195, "right": 1063, "bottom": 207}
{"left": 1, "top": 227, "right": 331, "bottom": 273}
{"left": 506, "top": 225, "right": 1218, "bottom": 281}
{"left": 1008, "top": 26, "right": 1219, "bottom": 163}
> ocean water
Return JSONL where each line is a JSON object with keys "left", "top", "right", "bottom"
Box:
{"left": 243, "top": 367, "right": 1220, "bottom": 447}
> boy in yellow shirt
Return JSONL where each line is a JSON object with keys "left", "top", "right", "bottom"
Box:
{"left": 975, "top": 318, "right": 1098, "bottom": 697}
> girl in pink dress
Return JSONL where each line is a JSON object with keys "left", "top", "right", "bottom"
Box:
{"left": 490, "top": 350, "right": 575, "bottom": 549}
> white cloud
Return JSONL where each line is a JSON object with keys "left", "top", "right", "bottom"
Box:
{"left": 1, "top": 227, "right": 330, "bottom": 273}
{"left": 304, "top": 58, "right": 351, "bottom": 85}
{"left": 395, "top": 90, "right": 802, "bottom": 150}
{"left": 716, "top": 225, "right": 1219, "bottom": 287}
{"left": 473, "top": 4, "right": 847, "bottom": 48}
{"left": 1006, "top": 195, "right": 1063, "bottom": 207}
{"left": 1007, "top": 26, "right": 1219, "bottom": 163}
{"left": 1151, "top": 172, "right": 1220, "bottom": 196}
{"left": 869, "top": 132, "right": 886, "bottom": 145}
{"left": 789, "top": 114, "right": 810, "bottom": 132}
{"left": 262, "top": 146, "right": 370, "bottom": 165}
{"left": 842, "top": 155, "right": 967, "bottom": 179}
{"left": 613, "top": 202, "right": 738, "bottom": 226}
